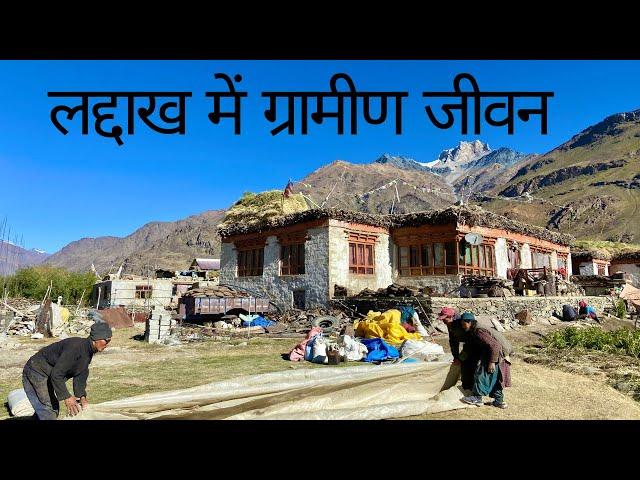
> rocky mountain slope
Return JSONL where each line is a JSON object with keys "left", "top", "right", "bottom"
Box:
{"left": 0, "top": 241, "right": 49, "bottom": 275}
{"left": 45, "top": 210, "right": 225, "bottom": 275}
{"left": 293, "top": 160, "right": 457, "bottom": 214}
{"left": 477, "top": 109, "right": 640, "bottom": 242}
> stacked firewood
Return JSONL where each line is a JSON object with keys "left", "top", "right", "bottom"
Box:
{"left": 355, "top": 283, "right": 427, "bottom": 298}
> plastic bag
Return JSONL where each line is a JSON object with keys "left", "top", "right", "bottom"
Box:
{"left": 339, "top": 335, "right": 368, "bottom": 361}
{"left": 8, "top": 389, "right": 34, "bottom": 417}
{"left": 400, "top": 339, "right": 445, "bottom": 362}
{"left": 412, "top": 312, "right": 429, "bottom": 337}
{"left": 312, "top": 336, "right": 328, "bottom": 364}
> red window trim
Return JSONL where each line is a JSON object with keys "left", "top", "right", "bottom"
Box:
{"left": 349, "top": 241, "right": 375, "bottom": 275}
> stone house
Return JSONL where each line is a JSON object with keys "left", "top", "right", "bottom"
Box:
{"left": 92, "top": 278, "right": 174, "bottom": 309}
{"left": 218, "top": 206, "right": 573, "bottom": 310}
{"left": 571, "top": 251, "right": 611, "bottom": 276}
{"left": 610, "top": 251, "right": 640, "bottom": 287}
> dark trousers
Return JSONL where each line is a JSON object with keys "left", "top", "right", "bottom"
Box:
{"left": 22, "top": 365, "right": 59, "bottom": 420}
{"left": 460, "top": 352, "right": 481, "bottom": 390}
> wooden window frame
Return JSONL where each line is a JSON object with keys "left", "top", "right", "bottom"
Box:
{"left": 457, "top": 241, "right": 495, "bottom": 277}
{"left": 397, "top": 240, "right": 462, "bottom": 276}
{"left": 237, "top": 247, "right": 264, "bottom": 277}
{"left": 530, "top": 246, "right": 552, "bottom": 269}
{"left": 348, "top": 232, "right": 376, "bottom": 275}
{"left": 556, "top": 253, "right": 568, "bottom": 279}
{"left": 135, "top": 285, "right": 152, "bottom": 299}
{"left": 280, "top": 242, "right": 305, "bottom": 276}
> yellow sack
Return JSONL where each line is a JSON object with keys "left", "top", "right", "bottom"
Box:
{"left": 355, "top": 309, "right": 421, "bottom": 345}
{"left": 376, "top": 309, "right": 401, "bottom": 325}
{"left": 60, "top": 307, "right": 70, "bottom": 323}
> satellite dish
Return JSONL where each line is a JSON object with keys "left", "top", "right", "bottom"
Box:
{"left": 464, "top": 232, "right": 484, "bottom": 246}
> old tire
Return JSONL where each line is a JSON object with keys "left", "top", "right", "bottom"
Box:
{"left": 311, "top": 315, "right": 339, "bottom": 334}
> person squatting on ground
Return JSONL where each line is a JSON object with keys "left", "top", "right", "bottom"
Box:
{"left": 553, "top": 303, "right": 578, "bottom": 322}
{"left": 578, "top": 300, "right": 599, "bottom": 322}
{"left": 459, "top": 312, "right": 513, "bottom": 409}
{"left": 21, "top": 321, "right": 113, "bottom": 420}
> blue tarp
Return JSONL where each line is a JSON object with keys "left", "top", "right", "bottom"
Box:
{"left": 399, "top": 306, "right": 416, "bottom": 323}
{"left": 242, "top": 316, "right": 276, "bottom": 328}
{"left": 360, "top": 338, "right": 400, "bottom": 363}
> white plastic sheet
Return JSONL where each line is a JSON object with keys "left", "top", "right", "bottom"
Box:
{"left": 72, "top": 362, "right": 471, "bottom": 420}
{"left": 399, "top": 339, "right": 446, "bottom": 361}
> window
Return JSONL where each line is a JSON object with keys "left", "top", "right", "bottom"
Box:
{"left": 281, "top": 243, "right": 305, "bottom": 275}
{"left": 458, "top": 241, "right": 495, "bottom": 276}
{"left": 135, "top": 285, "right": 152, "bottom": 299}
{"left": 398, "top": 241, "right": 459, "bottom": 276}
{"left": 349, "top": 241, "right": 375, "bottom": 274}
{"left": 237, "top": 247, "right": 264, "bottom": 277}
{"left": 597, "top": 263, "right": 607, "bottom": 276}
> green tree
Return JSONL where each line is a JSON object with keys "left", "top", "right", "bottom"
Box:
{"left": 2, "top": 265, "right": 95, "bottom": 305}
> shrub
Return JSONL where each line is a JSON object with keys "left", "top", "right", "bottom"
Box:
{"left": 544, "top": 327, "right": 640, "bottom": 358}
{"left": 0, "top": 265, "right": 95, "bottom": 305}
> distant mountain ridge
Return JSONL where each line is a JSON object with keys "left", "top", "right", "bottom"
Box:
{"left": 45, "top": 210, "right": 225, "bottom": 275}
{"left": 44, "top": 108, "right": 640, "bottom": 271}
{"left": 0, "top": 241, "right": 50, "bottom": 275}
{"left": 478, "top": 108, "right": 640, "bottom": 242}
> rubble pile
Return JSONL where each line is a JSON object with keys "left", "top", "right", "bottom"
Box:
{"left": 275, "top": 308, "right": 352, "bottom": 333}
{"left": 2, "top": 298, "right": 94, "bottom": 338}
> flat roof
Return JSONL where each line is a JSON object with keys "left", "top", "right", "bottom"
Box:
{"left": 218, "top": 205, "right": 574, "bottom": 246}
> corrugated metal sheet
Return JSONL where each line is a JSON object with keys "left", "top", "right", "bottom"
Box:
{"left": 192, "top": 258, "right": 220, "bottom": 271}
{"left": 99, "top": 307, "right": 134, "bottom": 329}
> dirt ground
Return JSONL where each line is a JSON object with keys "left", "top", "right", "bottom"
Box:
{"left": 2, "top": 317, "right": 639, "bottom": 420}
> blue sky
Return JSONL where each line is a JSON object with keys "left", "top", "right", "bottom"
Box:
{"left": 1, "top": 60, "right": 639, "bottom": 253}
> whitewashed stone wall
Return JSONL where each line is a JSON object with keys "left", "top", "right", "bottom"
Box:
{"left": 566, "top": 253, "right": 573, "bottom": 277}
{"left": 520, "top": 244, "right": 532, "bottom": 268}
{"left": 219, "top": 227, "right": 330, "bottom": 310}
{"left": 494, "top": 238, "right": 509, "bottom": 279}
{"left": 611, "top": 263, "right": 640, "bottom": 276}
{"left": 93, "top": 279, "right": 174, "bottom": 309}
{"left": 578, "top": 261, "right": 597, "bottom": 275}
{"left": 328, "top": 222, "right": 392, "bottom": 297}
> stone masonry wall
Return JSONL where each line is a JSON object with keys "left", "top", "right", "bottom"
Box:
{"left": 219, "top": 227, "right": 330, "bottom": 310}
{"left": 328, "top": 222, "right": 392, "bottom": 297}
{"left": 494, "top": 238, "right": 509, "bottom": 279}
{"left": 429, "top": 295, "right": 613, "bottom": 328}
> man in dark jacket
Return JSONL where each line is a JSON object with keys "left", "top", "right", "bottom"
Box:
{"left": 553, "top": 304, "right": 578, "bottom": 322}
{"left": 22, "top": 321, "right": 112, "bottom": 419}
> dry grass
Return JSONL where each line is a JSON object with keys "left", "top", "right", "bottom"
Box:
{"left": 4, "top": 322, "right": 640, "bottom": 420}
{"left": 0, "top": 327, "right": 354, "bottom": 419}
{"left": 417, "top": 357, "right": 640, "bottom": 420}
{"left": 221, "top": 190, "right": 308, "bottom": 226}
